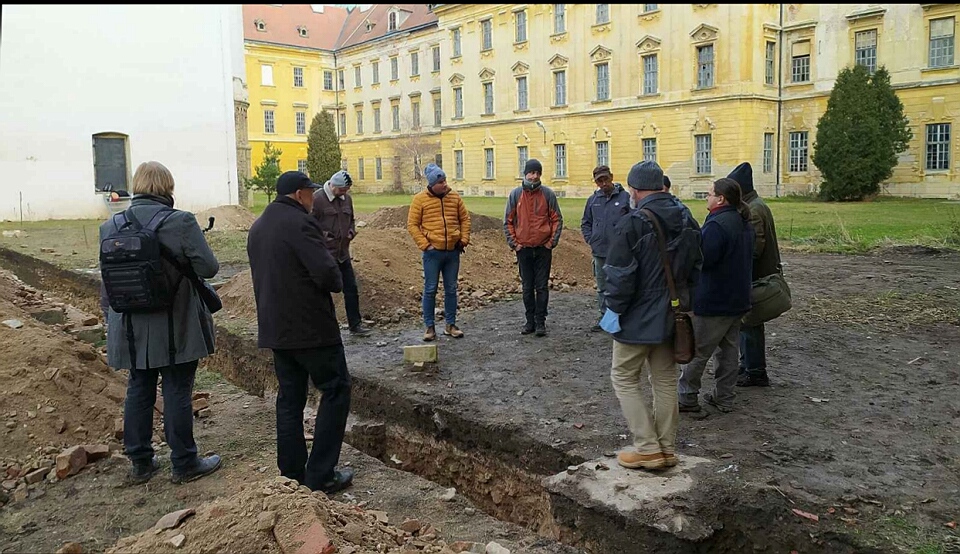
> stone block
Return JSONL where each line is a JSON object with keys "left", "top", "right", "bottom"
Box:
{"left": 55, "top": 445, "right": 87, "bottom": 479}
{"left": 403, "top": 344, "right": 438, "bottom": 364}
{"left": 25, "top": 467, "right": 50, "bottom": 484}
{"left": 72, "top": 325, "right": 104, "bottom": 345}
{"left": 28, "top": 307, "right": 65, "bottom": 325}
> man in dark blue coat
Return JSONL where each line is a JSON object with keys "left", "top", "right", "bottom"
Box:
{"left": 581, "top": 165, "right": 630, "bottom": 330}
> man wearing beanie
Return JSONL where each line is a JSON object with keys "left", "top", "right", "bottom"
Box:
{"left": 312, "top": 170, "right": 372, "bottom": 337}
{"left": 407, "top": 163, "right": 471, "bottom": 341}
{"left": 602, "top": 160, "right": 702, "bottom": 470}
{"left": 727, "top": 162, "right": 782, "bottom": 387}
{"left": 581, "top": 165, "right": 630, "bottom": 330}
{"left": 504, "top": 158, "right": 564, "bottom": 336}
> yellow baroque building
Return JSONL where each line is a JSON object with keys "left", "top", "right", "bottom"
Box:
{"left": 245, "top": 4, "right": 960, "bottom": 199}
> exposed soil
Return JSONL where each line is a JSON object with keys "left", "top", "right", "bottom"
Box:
{"left": 194, "top": 205, "right": 257, "bottom": 232}
{"left": 364, "top": 205, "right": 504, "bottom": 233}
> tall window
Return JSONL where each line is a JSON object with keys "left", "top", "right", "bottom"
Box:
{"left": 789, "top": 131, "right": 808, "bottom": 172}
{"left": 358, "top": 158, "right": 365, "bottom": 180}
{"left": 596, "top": 141, "right": 609, "bottom": 167}
{"left": 926, "top": 123, "right": 951, "bottom": 171}
{"left": 643, "top": 4, "right": 658, "bottom": 12}
{"left": 298, "top": 159, "right": 307, "bottom": 174}
{"left": 339, "top": 113, "right": 346, "bottom": 137}
{"left": 517, "top": 146, "right": 529, "bottom": 177}
{"left": 293, "top": 66, "right": 304, "bottom": 88}
{"left": 295, "top": 111, "right": 306, "bottom": 135}
{"left": 411, "top": 51, "right": 419, "bottom": 76}
{"left": 373, "top": 106, "right": 382, "bottom": 132}
{"left": 554, "top": 4, "right": 566, "bottom": 34}
{"left": 481, "top": 19, "right": 493, "bottom": 51}
{"left": 596, "top": 63, "right": 610, "bottom": 101}
{"left": 855, "top": 30, "right": 878, "bottom": 74}
{"left": 453, "top": 28, "right": 462, "bottom": 57}
{"left": 372, "top": 61, "right": 380, "bottom": 84}
{"left": 763, "top": 133, "right": 774, "bottom": 173}
{"left": 454, "top": 87, "right": 463, "bottom": 118}
{"left": 455, "top": 150, "right": 464, "bottom": 179}
{"left": 338, "top": 69, "right": 345, "bottom": 90}
{"left": 929, "top": 17, "right": 955, "bottom": 68}
{"left": 485, "top": 148, "right": 495, "bottom": 179}
{"left": 792, "top": 44, "right": 811, "bottom": 83}
{"left": 554, "top": 70, "right": 566, "bottom": 106}
{"left": 554, "top": 144, "right": 567, "bottom": 177}
{"left": 642, "top": 138, "right": 657, "bottom": 162}
{"left": 516, "top": 10, "right": 527, "bottom": 43}
{"left": 391, "top": 105, "right": 400, "bottom": 131}
{"left": 354, "top": 65, "right": 362, "bottom": 87}
{"left": 432, "top": 46, "right": 441, "bottom": 72}
{"left": 412, "top": 101, "right": 421, "bottom": 129}
{"left": 376, "top": 157, "right": 383, "bottom": 180}
{"left": 264, "top": 110, "right": 275, "bottom": 133}
{"left": 323, "top": 70, "right": 333, "bottom": 90}
{"left": 390, "top": 57, "right": 399, "bottom": 80}
{"left": 516, "top": 76, "right": 528, "bottom": 110}
{"left": 643, "top": 54, "right": 658, "bottom": 94}
{"left": 355, "top": 110, "right": 363, "bottom": 134}
{"left": 261, "top": 65, "right": 274, "bottom": 86}
{"left": 695, "top": 134, "right": 712, "bottom": 174}
{"left": 433, "top": 96, "right": 442, "bottom": 126}
{"left": 388, "top": 11, "right": 398, "bottom": 31}
{"left": 596, "top": 4, "right": 609, "bottom": 25}
{"left": 765, "top": 41, "right": 776, "bottom": 85}
{"left": 697, "top": 44, "right": 714, "bottom": 88}
{"left": 483, "top": 82, "right": 494, "bottom": 115}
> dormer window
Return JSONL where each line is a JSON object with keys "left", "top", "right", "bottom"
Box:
{"left": 254, "top": 19, "right": 266, "bottom": 32}
{"left": 388, "top": 11, "right": 398, "bottom": 31}
{"left": 297, "top": 26, "right": 308, "bottom": 38}
{"left": 366, "top": 21, "right": 375, "bottom": 32}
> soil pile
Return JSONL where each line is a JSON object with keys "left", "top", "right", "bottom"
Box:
{"left": 108, "top": 476, "right": 455, "bottom": 554}
{"left": 220, "top": 227, "right": 596, "bottom": 327}
{"left": 363, "top": 205, "right": 503, "bottom": 233}
{"left": 195, "top": 205, "right": 257, "bottom": 232}
{"left": 0, "top": 270, "right": 125, "bottom": 471}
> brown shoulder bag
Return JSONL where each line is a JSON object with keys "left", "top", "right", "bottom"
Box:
{"left": 640, "top": 209, "right": 695, "bottom": 364}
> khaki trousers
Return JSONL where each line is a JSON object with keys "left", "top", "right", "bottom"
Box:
{"left": 610, "top": 341, "right": 679, "bottom": 455}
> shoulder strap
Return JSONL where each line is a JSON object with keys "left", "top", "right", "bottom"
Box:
{"left": 143, "top": 208, "right": 175, "bottom": 233}
{"left": 640, "top": 208, "right": 680, "bottom": 310}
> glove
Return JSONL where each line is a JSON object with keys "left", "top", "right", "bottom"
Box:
{"left": 599, "top": 308, "right": 621, "bottom": 334}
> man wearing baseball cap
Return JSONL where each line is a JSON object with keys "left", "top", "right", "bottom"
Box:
{"left": 247, "top": 170, "right": 355, "bottom": 494}
{"left": 581, "top": 165, "right": 630, "bottom": 331}
{"left": 312, "top": 170, "right": 372, "bottom": 337}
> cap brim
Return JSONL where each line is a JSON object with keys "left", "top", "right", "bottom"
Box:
{"left": 305, "top": 182, "right": 322, "bottom": 189}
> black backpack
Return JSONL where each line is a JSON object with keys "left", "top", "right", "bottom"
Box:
{"left": 101, "top": 208, "right": 183, "bottom": 369}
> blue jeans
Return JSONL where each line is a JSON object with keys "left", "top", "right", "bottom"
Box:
{"left": 739, "top": 323, "right": 767, "bottom": 376}
{"left": 422, "top": 248, "right": 460, "bottom": 327}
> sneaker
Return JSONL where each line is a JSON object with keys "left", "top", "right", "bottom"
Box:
{"left": 617, "top": 451, "right": 666, "bottom": 470}
{"left": 703, "top": 393, "right": 733, "bottom": 413}
{"left": 171, "top": 454, "right": 222, "bottom": 484}
{"left": 521, "top": 322, "right": 535, "bottom": 335}
{"left": 535, "top": 323, "right": 547, "bottom": 337}
{"left": 736, "top": 372, "right": 770, "bottom": 387}
{"left": 317, "top": 467, "right": 355, "bottom": 495}
{"left": 128, "top": 456, "right": 160, "bottom": 485}
{"left": 349, "top": 325, "right": 372, "bottom": 337}
{"left": 423, "top": 326, "right": 436, "bottom": 342}
{"left": 443, "top": 324, "right": 464, "bottom": 338}
{"left": 679, "top": 403, "right": 701, "bottom": 413}
{"left": 662, "top": 452, "right": 679, "bottom": 467}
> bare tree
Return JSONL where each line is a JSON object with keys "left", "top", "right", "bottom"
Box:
{"left": 390, "top": 114, "right": 441, "bottom": 193}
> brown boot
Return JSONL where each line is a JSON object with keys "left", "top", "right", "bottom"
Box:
{"left": 423, "top": 326, "right": 436, "bottom": 342}
{"left": 443, "top": 324, "right": 464, "bottom": 338}
{"left": 662, "top": 452, "right": 679, "bottom": 467}
{"left": 617, "top": 450, "right": 666, "bottom": 470}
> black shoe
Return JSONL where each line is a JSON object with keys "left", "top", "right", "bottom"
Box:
{"left": 171, "top": 454, "right": 223, "bottom": 484}
{"left": 591, "top": 321, "right": 603, "bottom": 332}
{"left": 678, "top": 403, "right": 701, "bottom": 413}
{"left": 535, "top": 323, "right": 547, "bottom": 337}
{"left": 521, "top": 322, "right": 535, "bottom": 335}
{"left": 317, "top": 467, "right": 355, "bottom": 495}
{"left": 736, "top": 372, "right": 770, "bottom": 387}
{"left": 128, "top": 456, "right": 160, "bottom": 485}
{"left": 349, "top": 325, "right": 372, "bottom": 337}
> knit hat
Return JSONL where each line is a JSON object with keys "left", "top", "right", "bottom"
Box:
{"left": 523, "top": 159, "right": 543, "bottom": 175}
{"left": 626, "top": 161, "right": 664, "bottom": 191}
{"left": 424, "top": 163, "right": 446, "bottom": 187}
{"left": 329, "top": 170, "right": 353, "bottom": 188}
{"left": 727, "top": 162, "right": 754, "bottom": 194}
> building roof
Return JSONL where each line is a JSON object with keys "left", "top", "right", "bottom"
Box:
{"left": 243, "top": 4, "right": 437, "bottom": 53}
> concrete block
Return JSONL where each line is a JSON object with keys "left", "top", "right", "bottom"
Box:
{"left": 403, "top": 344, "right": 438, "bottom": 364}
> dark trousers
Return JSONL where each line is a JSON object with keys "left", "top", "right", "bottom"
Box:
{"left": 339, "top": 259, "right": 362, "bottom": 329}
{"left": 272, "top": 344, "right": 352, "bottom": 490}
{"left": 124, "top": 360, "right": 199, "bottom": 471}
{"left": 739, "top": 323, "right": 767, "bottom": 376}
{"left": 517, "top": 246, "right": 552, "bottom": 325}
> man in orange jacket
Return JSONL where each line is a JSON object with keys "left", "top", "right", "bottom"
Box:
{"left": 407, "top": 164, "right": 471, "bottom": 342}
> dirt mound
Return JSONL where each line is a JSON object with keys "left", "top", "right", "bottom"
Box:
{"left": 221, "top": 228, "right": 596, "bottom": 327}
{"left": 108, "top": 476, "right": 452, "bottom": 554}
{"left": 364, "top": 205, "right": 502, "bottom": 233}
{"left": 195, "top": 205, "right": 257, "bottom": 232}
{"left": 0, "top": 270, "right": 126, "bottom": 470}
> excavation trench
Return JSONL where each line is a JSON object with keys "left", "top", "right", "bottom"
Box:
{"left": 0, "top": 247, "right": 885, "bottom": 554}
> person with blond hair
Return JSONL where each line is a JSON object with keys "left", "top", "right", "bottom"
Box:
{"left": 99, "top": 161, "right": 223, "bottom": 485}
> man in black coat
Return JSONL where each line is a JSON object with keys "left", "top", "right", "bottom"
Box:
{"left": 247, "top": 171, "right": 354, "bottom": 494}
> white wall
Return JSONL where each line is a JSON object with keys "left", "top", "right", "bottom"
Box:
{"left": 0, "top": 5, "right": 245, "bottom": 221}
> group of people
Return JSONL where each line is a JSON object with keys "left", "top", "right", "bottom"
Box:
{"left": 100, "top": 153, "right": 780, "bottom": 493}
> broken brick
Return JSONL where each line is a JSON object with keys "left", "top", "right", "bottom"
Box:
{"left": 81, "top": 444, "right": 110, "bottom": 462}
{"left": 55, "top": 445, "right": 87, "bottom": 479}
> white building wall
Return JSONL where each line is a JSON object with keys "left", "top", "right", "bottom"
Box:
{"left": 0, "top": 5, "right": 245, "bottom": 221}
